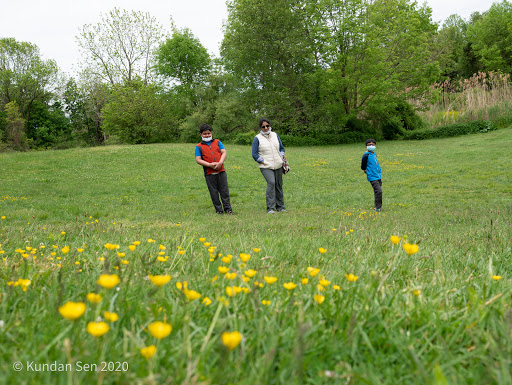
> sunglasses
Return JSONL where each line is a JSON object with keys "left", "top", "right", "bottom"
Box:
{"left": 261, "top": 124, "right": 270, "bottom": 128}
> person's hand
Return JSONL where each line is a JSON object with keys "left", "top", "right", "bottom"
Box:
{"left": 210, "top": 162, "right": 218, "bottom": 169}
{"left": 213, "top": 163, "right": 222, "bottom": 170}
{"left": 363, "top": 170, "right": 367, "bottom": 174}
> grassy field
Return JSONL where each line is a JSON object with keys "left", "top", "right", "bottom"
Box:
{"left": 0, "top": 128, "right": 511, "bottom": 385}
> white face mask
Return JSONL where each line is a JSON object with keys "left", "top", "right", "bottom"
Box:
{"left": 367, "top": 145, "right": 376, "bottom": 152}
{"left": 202, "top": 136, "right": 213, "bottom": 142}
{"left": 261, "top": 127, "right": 272, "bottom": 135}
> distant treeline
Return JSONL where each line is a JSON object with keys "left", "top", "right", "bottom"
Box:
{"left": 1, "top": 1, "right": 512, "bottom": 151}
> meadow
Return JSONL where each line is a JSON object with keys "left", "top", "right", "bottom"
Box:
{"left": 0, "top": 128, "right": 511, "bottom": 385}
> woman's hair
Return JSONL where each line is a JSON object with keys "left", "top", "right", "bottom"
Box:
{"left": 199, "top": 124, "right": 213, "bottom": 133}
{"left": 259, "top": 118, "right": 270, "bottom": 128}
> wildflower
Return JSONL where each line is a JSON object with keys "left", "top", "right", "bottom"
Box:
{"left": 159, "top": 245, "right": 166, "bottom": 250}
{"left": 157, "top": 256, "right": 169, "bottom": 262}
{"left": 97, "top": 274, "right": 120, "bottom": 289}
{"left": 147, "top": 239, "right": 156, "bottom": 243}
{"left": 202, "top": 297, "right": 212, "bottom": 306}
{"left": 148, "top": 274, "right": 171, "bottom": 287}
{"left": 314, "top": 295, "right": 325, "bottom": 304}
{"left": 225, "top": 272, "right": 237, "bottom": 280}
{"left": 252, "top": 248, "right": 260, "bottom": 253}
{"left": 104, "top": 311, "right": 119, "bottom": 322}
{"left": 148, "top": 321, "right": 172, "bottom": 339}
{"left": 218, "top": 266, "right": 229, "bottom": 274}
{"left": 244, "top": 269, "right": 257, "bottom": 278}
{"left": 390, "top": 235, "right": 401, "bottom": 245}
{"left": 492, "top": 276, "right": 502, "bottom": 281}
{"left": 318, "top": 248, "right": 327, "bottom": 254}
{"left": 86, "top": 293, "right": 103, "bottom": 303}
{"left": 58, "top": 301, "right": 86, "bottom": 320}
{"left": 211, "top": 276, "right": 219, "bottom": 282}
{"left": 208, "top": 247, "right": 216, "bottom": 253}
{"left": 121, "top": 260, "right": 129, "bottom": 265}
{"left": 264, "top": 276, "right": 277, "bottom": 285}
{"left": 87, "top": 321, "right": 110, "bottom": 337}
{"left": 140, "top": 345, "right": 156, "bottom": 359}
{"left": 319, "top": 279, "right": 331, "bottom": 287}
{"left": 176, "top": 282, "right": 188, "bottom": 291}
{"left": 132, "top": 241, "right": 141, "bottom": 246}
{"left": 402, "top": 243, "right": 419, "bottom": 255}
{"left": 301, "top": 278, "right": 309, "bottom": 285}
{"left": 77, "top": 248, "right": 84, "bottom": 253}
{"left": 178, "top": 250, "right": 186, "bottom": 255}
{"left": 117, "top": 252, "right": 125, "bottom": 258}
{"left": 345, "top": 274, "right": 359, "bottom": 282}
{"left": 333, "top": 285, "right": 341, "bottom": 290}
{"left": 239, "top": 253, "right": 251, "bottom": 262}
{"left": 261, "top": 300, "right": 271, "bottom": 306}
{"left": 199, "top": 238, "right": 206, "bottom": 242}
{"left": 242, "top": 287, "right": 251, "bottom": 293}
{"left": 317, "top": 284, "right": 324, "bottom": 291}
{"left": 128, "top": 245, "right": 136, "bottom": 251}
{"left": 226, "top": 286, "right": 235, "bottom": 297}
{"left": 221, "top": 331, "right": 242, "bottom": 350}
{"left": 61, "top": 231, "right": 66, "bottom": 235}
{"left": 183, "top": 288, "right": 201, "bottom": 301}
{"left": 307, "top": 267, "right": 320, "bottom": 277}
{"left": 413, "top": 290, "right": 422, "bottom": 296}
{"left": 283, "top": 282, "right": 297, "bottom": 290}
{"left": 203, "top": 242, "right": 211, "bottom": 247}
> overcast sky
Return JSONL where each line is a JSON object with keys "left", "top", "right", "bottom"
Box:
{"left": 0, "top": 0, "right": 498, "bottom": 75}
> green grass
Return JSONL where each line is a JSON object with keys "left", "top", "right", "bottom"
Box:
{"left": 0, "top": 128, "right": 511, "bottom": 385}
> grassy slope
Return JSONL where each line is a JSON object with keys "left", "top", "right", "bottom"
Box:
{"left": 0, "top": 128, "right": 511, "bottom": 384}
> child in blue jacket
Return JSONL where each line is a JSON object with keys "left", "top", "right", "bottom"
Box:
{"left": 361, "top": 138, "right": 382, "bottom": 212}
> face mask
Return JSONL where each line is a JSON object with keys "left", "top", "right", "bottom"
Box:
{"left": 202, "top": 137, "right": 212, "bottom": 142}
{"left": 261, "top": 127, "right": 272, "bottom": 135}
{"left": 367, "top": 146, "right": 376, "bottom": 152}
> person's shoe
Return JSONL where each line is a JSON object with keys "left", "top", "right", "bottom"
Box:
{"left": 277, "top": 209, "right": 287, "bottom": 212}
{"left": 225, "top": 210, "right": 234, "bottom": 215}
{"left": 374, "top": 208, "right": 381, "bottom": 212}
{"left": 216, "top": 211, "right": 224, "bottom": 215}
{"left": 267, "top": 210, "right": 276, "bottom": 214}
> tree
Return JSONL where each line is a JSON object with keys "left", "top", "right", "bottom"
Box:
{"left": 77, "top": 8, "right": 165, "bottom": 85}
{"left": 102, "top": 79, "right": 177, "bottom": 144}
{"left": 0, "top": 38, "right": 61, "bottom": 124}
{"left": 155, "top": 28, "right": 211, "bottom": 89}
{"left": 3, "top": 101, "right": 28, "bottom": 150}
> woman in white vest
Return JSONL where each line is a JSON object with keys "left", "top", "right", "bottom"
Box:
{"left": 251, "top": 118, "right": 286, "bottom": 214}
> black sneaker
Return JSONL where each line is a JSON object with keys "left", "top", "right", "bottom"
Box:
{"left": 225, "top": 210, "right": 234, "bottom": 215}
{"left": 216, "top": 211, "right": 224, "bottom": 215}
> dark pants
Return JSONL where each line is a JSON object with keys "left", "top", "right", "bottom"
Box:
{"left": 370, "top": 179, "right": 383, "bottom": 210}
{"left": 205, "top": 171, "right": 232, "bottom": 213}
{"left": 260, "top": 168, "right": 284, "bottom": 211}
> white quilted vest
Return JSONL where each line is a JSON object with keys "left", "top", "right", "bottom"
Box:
{"left": 256, "top": 132, "right": 283, "bottom": 170}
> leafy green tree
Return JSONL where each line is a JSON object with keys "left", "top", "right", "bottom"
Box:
{"left": 3, "top": 101, "right": 28, "bottom": 150}
{"left": 102, "top": 79, "right": 177, "bottom": 144}
{"left": 27, "top": 100, "right": 71, "bottom": 148}
{"left": 155, "top": 28, "right": 211, "bottom": 89}
{"left": 0, "top": 38, "right": 61, "bottom": 123}
{"left": 467, "top": 1, "right": 512, "bottom": 73}
{"left": 77, "top": 8, "right": 165, "bottom": 85}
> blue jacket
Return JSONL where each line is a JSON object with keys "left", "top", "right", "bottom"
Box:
{"left": 361, "top": 151, "right": 381, "bottom": 181}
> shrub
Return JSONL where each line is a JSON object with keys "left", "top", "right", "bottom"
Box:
{"left": 403, "top": 120, "right": 496, "bottom": 140}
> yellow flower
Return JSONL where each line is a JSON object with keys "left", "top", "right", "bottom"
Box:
{"left": 264, "top": 276, "right": 277, "bottom": 285}
{"left": 390, "top": 235, "right": 401, "bottom": 245}
{"left": 121, "top": 260, "right": 129, "bottom": 265}
{"left": 333, "top": 285, "right": 341, "bottom": 290}
{"left": 87, "top": 321, "right": 110, "bottom": 337}
{"left": 317, "top": 284, "right": 324, "bottom": 291}
{"left": 104, "top": 311, "right": 119, "bottom": 322}
{"left": 208, "top": 246, "right": 216, "bottom": 253}
{"left": 318, "top": 248, "right": 327, "bottom": 254}
{"left": 140, "top": 345, "right": 156, "bottom": 359}
{"left": 261, "top": 300, "right": 271, "bottom": 306}
{"left": 345, "top": 274, "right": 359, "bottom": 282}
{"left": 132, "top": 241, "right": 141, "bottom": 246}
{"left": 117, "top": 252, "right": 125, "bottom": 258}
{"left": 252, "top": 248, "right": 260, "bottom": 253}
{"left": 148, "top": 321, "right": 172, "bottom": 339}
{"left": 319, "top": 279, "right": 331, "bottom": 287}
{"left": 159, "top": 245, "right": 166, "bottom": 250}
{"left": 218, "top": 266, "right": 230, "bottom": 274}
{"left": 86, "top": 293, "right": 103, "bottom": 303}
{"left": 402, "top": 243, "right": 419, "bottom": 255}
{"left": 413, "top": 290, "right": 422, "bottom": 296}
{"left": 221, "top": 331, "right": 242, "bottom": 350}
{"left": 148, "top": 274, "right": 171, "bottom": 287}
{"left": 157, "top": 256, "right": 169, "bottom": 262}
{"left": 307, "top": 267, "right": 320, "bottom": 277}
{"left": 283, "top": 282, "right": 297, "bottom": 290}
{"left": 492, "top": 275, "right": 502, "bottom": 281}
{"left": 61, "top": 246, "right": 70, "bottom": 254}
{"left": 178, "top": 250, "right": 186, "bottom": 255}
{"left": 77, "top": 248, "right": 84, "bottom": 253}
{"left": 58, "top": 301, "right": 86, "bottom": 320}
{"left": 183, "top": 288, "right": 201, "bottom": 301}
{"left": 225, "top": 272, "right": 237, "bottom": 280}
{"left": 314, "top": 294, "right": 325, "bottom": 304}
{"left": 239, "top": 253, "right": 251, "bottom": 262}
{"left": 97, "top": 274, "right": 120, "bottom": 289}
{"left": 203, "top": 242, "right": 211, "bottom": 247}
{"left": 244, "top": 269, "right": 257, "bottom": 278}
{"left": 147, "top": 239, "right": 156, "bottom": 243}
{"left": 199, "top": 237, "right": 206, "bottom": 242}
{"left": 61, "top": 231, "right": 66, "bottom": 235}
{"left": 226, "top": 286, "right": 235, "bottom": 297}
{"left": 301, "top": 278, "right": 309, "bottom": 285}
{"left": 202, "top": 297, "right": 212, "bottom": 306}
{"left": 128, "top": 245, "right": 136, "bottom": 251}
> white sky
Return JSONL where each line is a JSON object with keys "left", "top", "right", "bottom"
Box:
{"left": 0, "top": 0, "right": 498, "bottom": 75}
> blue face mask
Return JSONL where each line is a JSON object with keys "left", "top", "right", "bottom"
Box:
{"left": 367, "top": 145, "right": 376, "bottom": 152}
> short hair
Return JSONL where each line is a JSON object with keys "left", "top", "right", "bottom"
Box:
{"left": 199, "top": 124, "right": 212, "bottom": 133}
{"left": 365, "top": 138, "right": 376, "bottom": 145}
{"left": 259, "top": 118, "right": 270, "bottom": 128}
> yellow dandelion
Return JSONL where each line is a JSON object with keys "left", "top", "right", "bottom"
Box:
{"left": 314, "top": 294, "right": 325, "bottom": 304}
{"left": 148, "top": 321, "right": 172, "bottom": 339}
{"left": 221, "top": 331, "right": 242, "bottom": 350}
{"left": 345, "top": 274, "right": 359, "bottom": 282}
{"left": 148, "top": 274, "right": 171, "bottom": 287}
{"left": 86, "top": 293, "right": 103, "bottom": 303}
{"left": 202, "top": 297, "right": 212, "bottom": 306}
{"left": 264, "top": 276, "right": 277, "bottom": 285}
{"left": 183, "top": 288, "right": 201, "bottom": 301}
{"left": 252, "top": 248, "right": 260, "bottom": 253}
{"left": 225, "top": 272, "right": 237, "bottom": 280}
{"left": 402, "top": 243, "right": 419, "bottom": 255}
{"left": 58, "top": 301, "right": 86, "bottom": 320}
{"left": 283, "top": 282, "right": 297, "bottom": 290}
{"left": 104, "top": 311, "right": 119, "bottom": 322}
{"left": 86, "top": 321, "right": 109, "bottom": 337}
{"left": 239, "top": 253, "right": 251, "bottom": 262}
{"left": 97, "top": 274, "right": 120, "bottom": 289}
{"left": 140, "top": 345, "right": 156, "bottom": 359}
{"left": 301, "top": 278, "right": 309, "bottom": 285}
{"left": 318, "top": 248, "right": 327, "bottom": 254}
{"left": 307, "top": 267, "right": 320, "bottom": 277}
{"left": 218, "top": 266, "right": 230, "bottom": 274}
{"left": 390, "top": 235, "right": 401, "bottom": 245}
{"left": 244, "top": 269, "right": 257, "bottom": 278}
{"left": 492, "top": 276, "right": 502, "bottom": 281}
